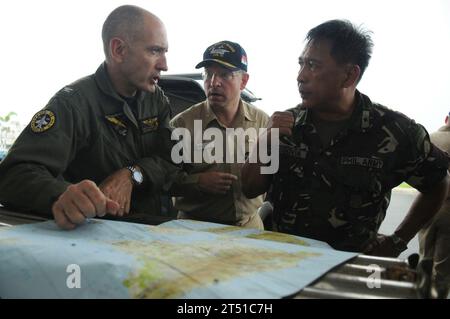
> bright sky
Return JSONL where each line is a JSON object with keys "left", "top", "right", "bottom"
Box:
{"left": 1, "top": 0, "right": 449, "bottom": 133}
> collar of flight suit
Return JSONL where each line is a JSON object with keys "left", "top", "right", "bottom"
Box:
{"left": 94, "top": 62, "right": 147, "bottom": 128}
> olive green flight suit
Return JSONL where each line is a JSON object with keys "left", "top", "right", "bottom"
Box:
{"left": 0, "top": 63, "right": 179, "bottom": 222}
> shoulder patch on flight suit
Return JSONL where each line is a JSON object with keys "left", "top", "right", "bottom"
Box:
{"left": 30, "top": 110, "right": 56, "bottom": 133}
{"left": 140, "top": 116, "right": 159, "bottom": 133}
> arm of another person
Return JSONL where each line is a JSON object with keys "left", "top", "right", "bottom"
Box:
{"left": 366, "top": 174, "right": 449, "bottom": 257}
{"left": 167, "top": 112, "right": 237, "bottom": 196}
{"left": 170, "top": 170, "right": 238, "bottom": 196}
{"left": 241, "top": 143, "right": 272, "bottom": 198}
{"left": 241, "top": 111, "right": 295, "bottom": 198}
{"left": 395, "top": 136, "right": 450, "bottom": 242}
{"left": 366, "top": 127, "right": 450, "bottom": 257}
{"left": 429, "top": 130, "right": 450, "bottom": 200}
{"left": 395, "top": 173, "right": 449, "bottom": 243}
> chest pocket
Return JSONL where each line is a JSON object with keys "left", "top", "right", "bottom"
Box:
{"left": 277, "top": 142, "right": 312, "bottom": 182}
{"left": 94, "top": 106, "right": 159, "bottom": 165}
{"left": 271, "top": 143, "right": 310, "bottom": 210}
{"left": 137, "top": 115, "right": 158, "bottom": 154}
{"left": 336, "top": 165, "right": 384, "bottom": 216}
{"left": 140, "top": 129, "right": 160, "bottom": 157}
{"left": 140, "top": 116, "right": 159, "bottom": 134}
{"left": 97, "top": 119, "right": 133, "bottom": 163}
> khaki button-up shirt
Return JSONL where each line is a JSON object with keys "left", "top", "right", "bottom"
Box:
{"left": 170, "top": 99, "right": 269, "bottom": 227}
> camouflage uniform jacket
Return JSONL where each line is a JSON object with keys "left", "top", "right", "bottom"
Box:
{"left": 269, "top": 91, "right": 449, "bottom": 252}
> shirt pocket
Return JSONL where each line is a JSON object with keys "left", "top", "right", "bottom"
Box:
{"left": 338, "top": 166, "right": 385, "bottom": 222}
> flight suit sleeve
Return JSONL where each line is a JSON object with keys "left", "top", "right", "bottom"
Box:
{"left": 166, "top": 114, "right": 203, "bottom": 196}
{"left": 134, "top": 95, "right": 181, "bottom": 193}
{"left": 0, "top": 94, "right": 89, "bottom": 217}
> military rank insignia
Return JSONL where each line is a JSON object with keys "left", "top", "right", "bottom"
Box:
{"left": 105, "top": 113, "right": 128, "bottom": 136}
{"left": 30, "top": 110, "right": 56, "bottom": 133}
{"left": 140, "top": 116, "right": 159, "bottom": 133}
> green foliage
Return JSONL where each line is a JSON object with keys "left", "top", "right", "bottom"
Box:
{"left": 0, "top": 112, "right": 17, "bottom": 123}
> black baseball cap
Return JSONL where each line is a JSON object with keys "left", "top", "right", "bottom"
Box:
{"left": 195, "top": 40, "right": 248, "bottom": 72}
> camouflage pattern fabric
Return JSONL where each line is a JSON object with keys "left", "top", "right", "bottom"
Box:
{"left": 269, "top": 91, "right": 449, "bottom": 252}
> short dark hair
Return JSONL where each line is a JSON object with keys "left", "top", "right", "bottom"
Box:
{"left": 101, "top": 5, "right": 147, "bottom": 60}
{"left": 306, "top": 19, "right": 374, "bottom": 81}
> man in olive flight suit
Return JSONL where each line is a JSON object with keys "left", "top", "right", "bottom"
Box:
{"left": 0, "top": 5, "right": 179, "bottom": 229}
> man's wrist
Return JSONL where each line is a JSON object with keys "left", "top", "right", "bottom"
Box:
{"left": 127, "top": 165, "right": 144, "bottom": 187}
{"left": 390, "top": 232, "right": 408, "bottom": 253}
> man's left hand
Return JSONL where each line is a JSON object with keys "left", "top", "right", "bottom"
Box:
{"left": 99, "top": 168, "right": 133, "bottom": 216}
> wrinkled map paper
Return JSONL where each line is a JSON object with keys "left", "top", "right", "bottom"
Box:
{"left": 0, "top": 219, "right": 356, "bottom": 298}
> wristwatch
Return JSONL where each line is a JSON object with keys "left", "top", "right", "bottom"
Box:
{"left": 390, "top": 233, "right": 408, "bottom": 253}
{"left": 127, "top": 165, "right": 143, "bottom": 187}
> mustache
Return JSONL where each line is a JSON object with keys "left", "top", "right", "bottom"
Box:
{"left": 208, "top": 90, "right": 224, "bottom": 96}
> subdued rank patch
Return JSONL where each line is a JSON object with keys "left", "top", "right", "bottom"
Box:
{"left": 56, "top": 86, "right": 76, "bottom": 97}
{"left": 62, "top": 86, "right": 74, "bottom": 94}
{"left": 30, "top": 110, "right": 56, "bottom": 133}
{"left": 105, "top": 113, "right": 128, "bottom": 136}
{"left": 140, "top": 116, "right": 159, "bottom": 133}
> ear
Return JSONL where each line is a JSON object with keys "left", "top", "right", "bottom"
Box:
{"left": 109, "top": 37, "right": 127, "bottom": 63}
{"left": 240, "top": 72, "right": 249, "bottom": 90}
{"left": 342, "top": 64, "right": 361, "bottom": 88}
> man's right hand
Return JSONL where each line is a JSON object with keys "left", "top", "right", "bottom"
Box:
{"left": 267, "top": 111, "right": 295, "bottom": 137}
{"left": 52, "top": 180, "right": 120, "bottom": 230}
{"left": 197, "top": 172, "right": 238, "bottom": 195}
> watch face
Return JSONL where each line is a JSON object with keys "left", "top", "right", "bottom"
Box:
{"left": 133, "top": 171, "right": 143, "bottom": 184}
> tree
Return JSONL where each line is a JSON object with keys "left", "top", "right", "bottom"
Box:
{"left": 0, "top": 112, "right": 19, "bottom": 154}
{"left": 0, "top": 112, "right": 17, "bottom": 123}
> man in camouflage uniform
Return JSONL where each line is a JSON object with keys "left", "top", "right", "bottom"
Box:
{"left": 242, "top": 20, "right": 449, "bottom": 256}
{"left": 0, "top": 5, "right": 179, "bottom": 229}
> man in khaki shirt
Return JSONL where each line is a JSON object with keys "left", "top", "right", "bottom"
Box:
{"left": 419, "top": 112, "right": 450, "bottom": 297}
{"left": 170, "top": 41, "right": 269, "bottom": 229}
